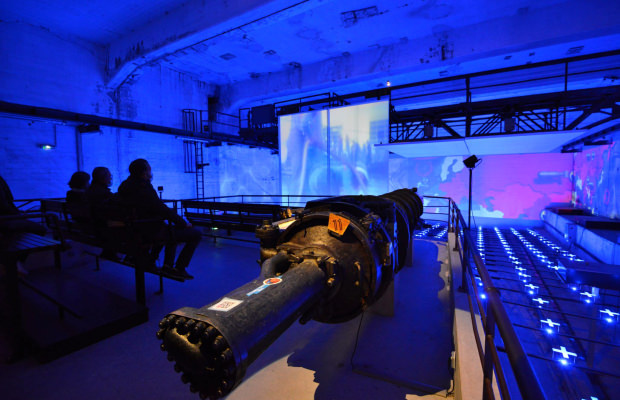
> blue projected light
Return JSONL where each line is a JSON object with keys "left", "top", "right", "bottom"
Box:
{"left": 280, "top": 100, "right": 389, "bottom": 199}
{"left": 552, "top": 346, "right": 577, "bottom": 365}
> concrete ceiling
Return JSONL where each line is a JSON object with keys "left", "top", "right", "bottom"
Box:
{"left": 3, "top": 0, "right": 620, "bottom": 110}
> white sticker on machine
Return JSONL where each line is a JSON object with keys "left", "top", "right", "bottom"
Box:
{"left": 208, "top": 297, "right": 243, "bottom": 312}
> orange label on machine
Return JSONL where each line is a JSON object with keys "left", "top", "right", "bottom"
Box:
{"left": 328, "top": 213, "right": 350, "bottom": 235}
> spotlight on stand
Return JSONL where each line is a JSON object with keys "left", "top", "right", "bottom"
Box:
{"left": 463, "top": 155, "right": 481, "bottom": 228}
{"left": 463, "top": 155, "right": 481, "bottom": 168}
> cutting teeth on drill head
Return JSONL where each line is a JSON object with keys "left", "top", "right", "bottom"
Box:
{"left": 184, "top": 319, "right": 196, "bottom": 332}
{"left": 167, "top": 354, "right": 174, "bottom": 361}
{"left": 219, "top": 348, "right": 233, "bottom": 363}
{"left": 160, "top": 343, "right": 166, "bottom": 351}
{"left": 188, "top": 321, "right": 206, "bottom": 343}
{"left": 181, "top": 373, "right": 190, "bottom": 384}
{"left": 211, "top": 336, "right": 226, "bottom": 353}
{"left": 174, "top": 363, "right": 182, "bottom": 373}
{"left": 176, "top": 317, "right": 188, "bottom": 334}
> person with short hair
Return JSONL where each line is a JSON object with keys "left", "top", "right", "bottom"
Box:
{"left": 86, "top": 167, "right": 117, "bottom": 261}
{"left": 66, "top": 171, "right": 91, "bottom": 222}
{"left": 86, "top": 167, "right": 113, "bottom": 206}
{"left": 117, "top": 159, "right": 201, "bottom": 279}
{"left": 66, "top": 171, "right": 90, "bottom": 203}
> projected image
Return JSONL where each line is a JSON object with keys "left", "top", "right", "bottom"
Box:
{"left": 280, "top": 101, "right": 388, "bottom": 201}
{"left": 390, "top": 153, "right": 573, "bottom": 221}
{"left": 329, "top": 102, "right": 389, "bottom": 195}
{"left": 574, "top": 142, "right": 619, "bottom": 218}
{"left": 279, "top": 110, "right": 328, "bottom": 203}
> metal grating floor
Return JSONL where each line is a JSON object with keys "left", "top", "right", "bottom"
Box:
{"left": 473, "top": 226, "right": 620, "bottom": 400}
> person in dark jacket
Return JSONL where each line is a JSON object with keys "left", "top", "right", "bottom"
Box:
{"left": 86, "top": 167, "right": 113, "bottom": 206}
{"left": 66, "top": 171, "right": 91, "bottom": 223}
{"left": 86, "top": 167, "right": 118, "bottom": 261}
{"left": 117, "top": 159, "right": 201, "bottom": 279}
{"left": 66, "top": 171, "right": 90, "bottom": 204}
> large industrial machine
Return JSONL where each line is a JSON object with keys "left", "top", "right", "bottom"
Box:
{"left": 156, "top": 189, "right": 423, "bottom": 399}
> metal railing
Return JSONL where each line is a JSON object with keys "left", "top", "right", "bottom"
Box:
{"left": 189, "top": 194, "right": 336, "bottom": 208}
{"left": 442, "top": 196, "right": 546, "bottom": 400}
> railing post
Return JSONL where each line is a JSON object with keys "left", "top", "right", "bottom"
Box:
{"left": 448, "top": 200, "right": 453, "bottom": 232}
{"left": 460, "top": 228, "right": 469, "bottom": 293}
{"left": 482, "top": 303, "right": 497, "bottom": 400}
{"left": 453, "top": 213, "right": 460, "bottom": 252}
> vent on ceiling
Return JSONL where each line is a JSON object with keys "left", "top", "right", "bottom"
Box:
{"left": 567, "top": 46, "right": 584, "bottom": 55}
{"left": 264, "top": 50, "right": 276, "bottom": 56}
{"left": 220, "top": 53, "right": 236, "bottom": 60}
{"left": 341, "top": 6, "right": 379, "bottom": 27}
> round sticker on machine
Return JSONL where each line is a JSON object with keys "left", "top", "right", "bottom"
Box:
{"left": 263, "top": 277, "right": 283, "bottom": 285}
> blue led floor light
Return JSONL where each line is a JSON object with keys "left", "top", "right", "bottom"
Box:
{"left": 552, "top": 346, "right": 577, "bottom": 366}
{"left": 599, "top": 308, "right": 619, "bottom": 324}
{"left": 540, "top": 318, "right": 560, "bottom": 334}
{"left": 533, "top": 297, "right": 549, "bottom": 307}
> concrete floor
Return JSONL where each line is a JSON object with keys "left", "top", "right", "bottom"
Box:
{"left": 0, "top": 236, "right": 455, "bottom": 400}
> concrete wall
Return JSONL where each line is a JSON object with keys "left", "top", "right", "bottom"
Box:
{"left": 0, "top": 21, "right": 112, "bottom": 114}
{"left": 0, "top": 22, "right": 214, "bottom": 201}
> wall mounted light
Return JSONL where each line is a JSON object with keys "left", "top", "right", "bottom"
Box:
{"left": 37, "top": 144, "right": 55, "bottom": 150}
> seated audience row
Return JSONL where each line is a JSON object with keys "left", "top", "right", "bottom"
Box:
{"left": 63, "top": 159, "right": 201, "bottom": 280}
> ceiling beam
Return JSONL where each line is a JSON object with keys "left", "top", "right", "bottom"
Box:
{"left": 106, "top": 0, "right": 319, "bottom": 90}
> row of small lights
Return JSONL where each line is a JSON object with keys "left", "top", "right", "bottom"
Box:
{"left": 477, "top": 227, "right": 608, "bottom": 399}
{"left": 473, "top": 227, "right": 487, "bottom": 298}
{"left": 526, "top": 229, "right": 583, "bottom": 262}
{"left": 414, "top": 223, "right": 442, "bottom": 238}
{"left": 433, "top": 226, "right": 448, "bottom": 239}
{"left": 512, "top": 228, "right": 620, "bottom": 381}
{"left": 524, "top": 229, "right": 619, "bottom": 324}
{"left": 508, "top": 228, "right": 579, "bottom": 366}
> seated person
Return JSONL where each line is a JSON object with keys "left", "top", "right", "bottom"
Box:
{"left": 117, "top": 159, "right": 201, "bottom": 280}
{"left": 66, "top": 171, "right": 90, "bottom": 204}
{"left": 66, "top": 171, "right": 91, "bottom": 222}
{"left": 86, "top": 167, "right": 118, "bottom": 261}
{"left": 86, "top": 167, "right": 113, "bottom": 206}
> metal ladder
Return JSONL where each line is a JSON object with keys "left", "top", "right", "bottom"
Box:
{"left": 195, "top": 142, "right": 205, "bottom": 200}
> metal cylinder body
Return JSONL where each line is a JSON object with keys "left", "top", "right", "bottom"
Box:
{"left": 158, "top": 188, "right": 423, "bottom": 399}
